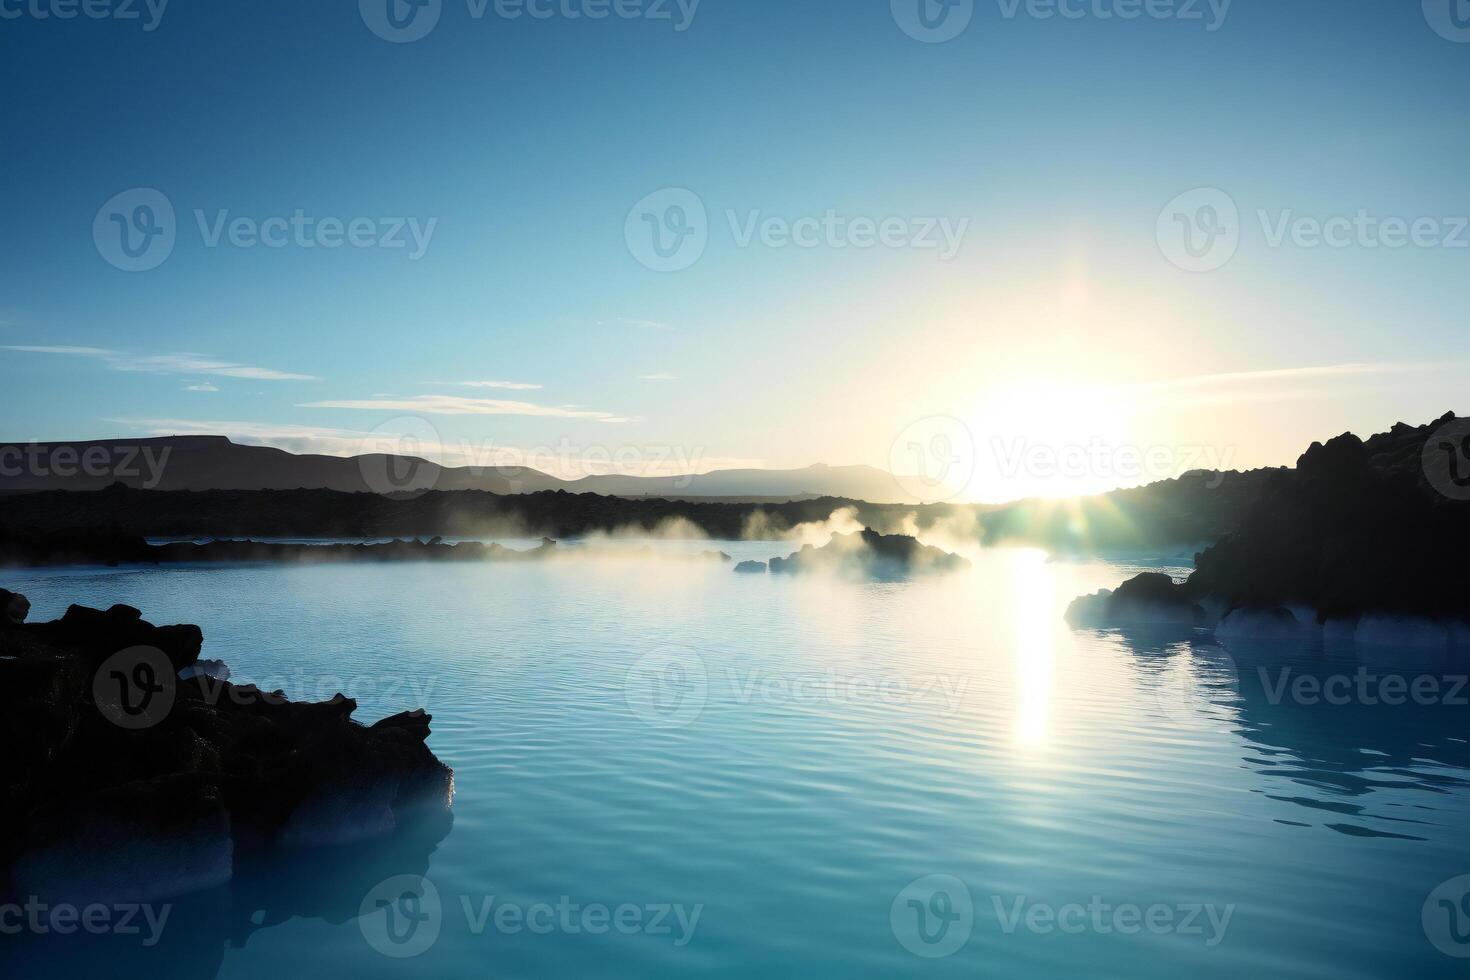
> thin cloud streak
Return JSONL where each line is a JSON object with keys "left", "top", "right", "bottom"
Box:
{"left": 299, "top": 394, "right": 631, "bottom": 421}
{"left": 3, "top": 345, "right": 316, "bottom": 381}
{"left": 1131, "top": 361, "right": 1452, "bottom": 394}
{"left": 6, "top": 345, "right": 119, "bottom": 357}
{"left": 442, "top": 380, "right": 544, "bottom": 391}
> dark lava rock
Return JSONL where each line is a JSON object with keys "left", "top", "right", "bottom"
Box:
{"left": 1067, "top": 415, "right": 1470, "bottom": 630}
{"left": 768, "top": 528, "right": 969, "bottom": 580}
{"left": 0, "top": 588, "right": 29, "bottom": 624}
{"left": 25, "top": 602, "right": 204, "bottom": 673}
{"left": 1066, "top": 572, "right": 1206, "bottom": 629}
{"left": 1184, "top": 413, "right": 1470, "bottom": 621}
{"left": 0, "top": 595, "right": 453, "bottom": 904}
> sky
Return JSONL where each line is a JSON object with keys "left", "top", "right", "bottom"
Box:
{"left": 1, "top": 0, "right": 1465, "bottom": 502}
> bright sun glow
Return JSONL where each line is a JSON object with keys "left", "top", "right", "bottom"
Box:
{"left": 966, "top": 379, "right": 1133, "bottom": 503}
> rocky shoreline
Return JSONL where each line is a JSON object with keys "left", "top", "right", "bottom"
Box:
{"left": 0, "top": 590, "right": 453, "bottom": 905}
{"left": 1067, "top": 414, "right": 1470, "bottom": 648}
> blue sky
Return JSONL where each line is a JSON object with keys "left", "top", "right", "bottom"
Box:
{"left": 1, "top": 0, "right": 1465, "bottom": 499}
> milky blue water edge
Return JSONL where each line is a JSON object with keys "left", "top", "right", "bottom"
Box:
{"left": 3, "top": 544, "right": 1468, "bottom": 979}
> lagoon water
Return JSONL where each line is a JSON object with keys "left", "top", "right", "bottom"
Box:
{"left": 4, "top": 543, "right": 1470, "bottom": 978}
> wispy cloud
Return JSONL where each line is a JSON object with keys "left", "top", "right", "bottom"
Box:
{"left": 184, "top": 382, "right": 220, "bottom": 392}
{"left": 1131, "top": 362, "right": 1445, "bottom": 393}
{"left": 3, "top": 345, "right": 316, "bottom": 381}
{"left": 6, "top": 345, "right": 118, "bottom": 357}
{"left": 639, "top": 373, "right": 678, "bottom": 381}
{"left": 441, "top": 380, "right": 544, "bottom": 391}
{"left": 299, "top": 394, "right": 633, "bottom": 421}
{"left": 1129, "top": 361, "right": 1457, "bottom": 407}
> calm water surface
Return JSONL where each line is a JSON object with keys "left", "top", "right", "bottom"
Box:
{"left": 3, "top": 543, "right": 1469, "bottom": 978}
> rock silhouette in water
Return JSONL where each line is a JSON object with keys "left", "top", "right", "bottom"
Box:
{"left": 1067, "top": 415, "right": 1470, "bottom": 641}
{"left": 1065, "top": 572, "right": 1207, "bottom": 629}
{"left": 0, "top": 593, "right": 453, "bottom": 905}
{"left": 767, "top": 529, "right": 969, "bottom": 580}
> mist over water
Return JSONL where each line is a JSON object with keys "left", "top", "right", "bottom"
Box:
{"left": 3, "top": 546, "right": 1468, "bottom": 978}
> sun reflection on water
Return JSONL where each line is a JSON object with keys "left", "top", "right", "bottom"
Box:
{"left": 1009, "top": 549, "right": 1056, "bottom": 752}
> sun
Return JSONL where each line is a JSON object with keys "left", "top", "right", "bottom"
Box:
{"left": 964, "top": 379, "right": 1133, "bottom": 503}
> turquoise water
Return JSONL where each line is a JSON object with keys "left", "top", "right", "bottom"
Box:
{"left": 4, "top": 544, "right": 1470, "bottom": 978}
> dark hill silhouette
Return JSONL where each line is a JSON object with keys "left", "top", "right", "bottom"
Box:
{"left": 0, "top": 435, "right": 912, "bottom": 501}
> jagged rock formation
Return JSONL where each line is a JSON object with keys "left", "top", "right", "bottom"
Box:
{"left": 0, "top": 595, "right": 452, "bottom": 904}
{"left": 1067, "top": 415, "right": 1470, "bottom": 644}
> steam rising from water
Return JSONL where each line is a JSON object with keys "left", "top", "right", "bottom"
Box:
{"left": 740, "top": 506, "right": 982, "bottom": 557}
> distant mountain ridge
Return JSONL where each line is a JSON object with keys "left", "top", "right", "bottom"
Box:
{"left": 0, "top": 435, "right": 916, "bottom": 503}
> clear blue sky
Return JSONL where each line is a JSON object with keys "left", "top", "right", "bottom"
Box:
{"left": 1, "top": 0, "right": 1465, "bottom": 498}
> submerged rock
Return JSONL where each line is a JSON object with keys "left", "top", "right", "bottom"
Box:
{"left": 767, "top": 528, "right": 969, "bottom": 580}
{"left": 0, "top": 594, "right": 453, "bottom": 905}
